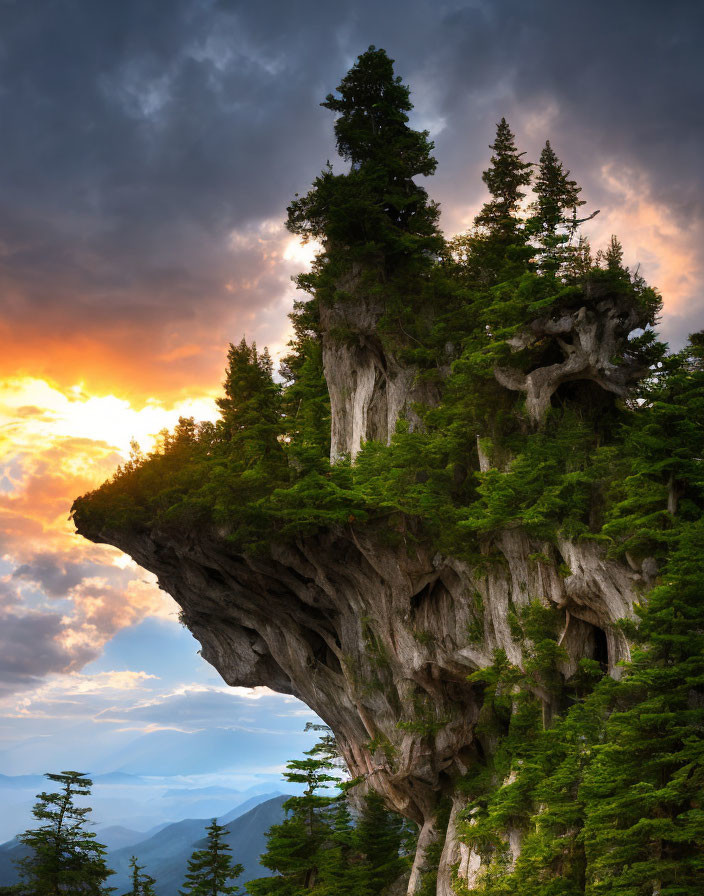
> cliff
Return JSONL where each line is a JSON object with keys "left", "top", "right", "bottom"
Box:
{"left": 72, "top": 47, "right": 672, "bottom": 892}
{"left": 74, "top": 282, "right": 658, "bottom": 894}
{"left": 79, "top": 521, "right": 648, "bottom": 894}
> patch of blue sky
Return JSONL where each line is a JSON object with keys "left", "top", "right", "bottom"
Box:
{"left": 83, "top": 616, "right": 217, "bottom": 686}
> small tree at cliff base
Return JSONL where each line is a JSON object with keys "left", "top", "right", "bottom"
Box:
{"left": 247, "top": 741, "right": 339, "bottom": 895}
{"left": 123, "top": 855, "right": 156, "bottom": 896}
{"left": 180, "top": 818, "right": 243, "bottom": 896}
{"left": 17, "top": 771, "right": 115, "bottom": 896}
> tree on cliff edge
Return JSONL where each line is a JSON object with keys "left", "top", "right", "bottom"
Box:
{"left": 529, "top": 140, "right": 586, "bottom": 276}
{"left": 286, "top": 46, "right": 442, "bottom": 293}
{"left": 217, "top": 338, "right": 283, "bottom": 467}
{"left": 468, "top": 117, "right": 534, "bottom": 282}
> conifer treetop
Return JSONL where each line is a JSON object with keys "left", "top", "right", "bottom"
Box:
{"left": 475, "top": 117, "right": 533, "bottom": 238}
{"left": 322, "top": 45, "right": 436, "bottom": 177}
{"left": 180, "top": 818, "right": 243, "bottom": 896}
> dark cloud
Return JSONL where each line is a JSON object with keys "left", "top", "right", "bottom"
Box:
{"left": 1, "top": 0, "right": 701, "bottom": 386}
{"left": 0, "top": 599, "right": 98, "bottom": 695}
{"left": 12, "top": 553, "right": 105, "bottom": 596}
{"left": 425, "top": 1, "right": 704, "bottom": 212}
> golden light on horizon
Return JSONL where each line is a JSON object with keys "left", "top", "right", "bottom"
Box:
{"left": 1, "top": 377, "right": 220, "bottom": 460}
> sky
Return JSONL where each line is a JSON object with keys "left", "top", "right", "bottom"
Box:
{"left": 1, "top": 0, "right": 703, "bottom": 825}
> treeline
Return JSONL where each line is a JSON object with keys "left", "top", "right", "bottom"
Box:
{"left": 72, "top": 46, "right": 681, "bottom": 571}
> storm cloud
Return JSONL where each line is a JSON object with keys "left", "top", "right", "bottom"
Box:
{"left": 0, "top": 596, "right": 98, "bottom": 695}
{"left": 1, "top": 0, "right": 702, "bottom": 397}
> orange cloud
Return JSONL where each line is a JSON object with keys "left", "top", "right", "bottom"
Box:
{"left": 585, "top": 163, "right": 704, "bottom": 321}
{"left": 0, "top": 376, "right": 204, "bottom": 695}
{"left": 0, "top": 225, "right": 309, "bottom": 410}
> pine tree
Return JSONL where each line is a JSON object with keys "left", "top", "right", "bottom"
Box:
{"left": 603, "top": 332, "right": 704, "bottom": 558}
{"left": 604, "top": 234, "right": 624, "bottom": 272}
{"left": 123, "top": 856, "right": 156, "bottom": 896}
{"left": 450, "top": 118, "right": 532, "bottom": 285}
{"left": 530, "top": 141, "right": 585, "bottom": 276}
{"left": 475, "top": 119, "right": 532, "bottom": 244}
{"left": 581, "top": 520, "right": 704, "bottom": 895}
{"left": 16, "top": 771, "right": 115, "bottom": 896}
{"left": 216, "top": 338, "right": 283, "bottom": 466}
{"left": 565, "top": 235, "right": 593, "bottom": 281}
{"left": 246, "top": 742, "right": 340, "bottom": 895}
{"left": 322, "top": 45, "right": 436, "bottom": 178}
{"left": 313, "top": 796, "right": 360, "bottom": 896}
{"left": 180, "top": 819, "right": 243, "bottom": 896}
{"left": 286, "top": 46, "right": 442, "bottom": 308}
{"left": 354, "top": 791, "right": 410, "bottom": 895}
{"left": 279, "top": 299, "right": 330, "bottom": 470}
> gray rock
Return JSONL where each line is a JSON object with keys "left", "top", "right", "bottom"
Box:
{"left": 76, "top": 519, "right": 638, "bottom": 893}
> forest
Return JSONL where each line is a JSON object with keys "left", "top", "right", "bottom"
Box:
{"left": 68, "top": 46, "right": 704, "bottom": 896}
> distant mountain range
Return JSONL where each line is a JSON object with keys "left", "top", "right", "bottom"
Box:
{"left": 0, "top": 770, "right": 290, "bottom": 841}
{"left": 0, "top": 793, "right": 288, "bottom": 894}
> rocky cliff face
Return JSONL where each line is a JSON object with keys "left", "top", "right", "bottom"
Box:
{"left": 77, "top": 515, "right": 650, "bottom": 894}
{"left": 319, "top": 270, "right": 441, "bottom": 461}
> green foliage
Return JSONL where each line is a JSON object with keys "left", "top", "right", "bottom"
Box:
{"left": 528, "top": 140, "right": 586, "bottom": 276}
{"left": 246, "top": 742, "right": 340, "bottom": 895}
{"left": 73, "top": 48, "right": 666, "bottom": 570}
{"left": 354, "top": 792, "right": 413, "bottom": 895}
{"left": 279, "top": 301, "right": 331, "bottom": 471}
{"left": 217, "top": 339, "right": 284, "bottom": 469}
{"left": 580, "top": 521, "right": 704, "bottom": 895}
{"left": 454, "top": 518, "right": 704, "bottom": 895}
{"left": 180, "top": 819, "right": 243, "bottom": 896}
{"left": 124, "top": 856, "right": 156, "bottom": 896}
{"left": 450, "top": 118, "right": 533, "bottom": 285}
{"left": 286, "top": 45, "right": 442, "bottom": 352}
{"left": 17, "top": 771, "right": 115, "bottom": 896}
{"left": 603, "top": 332, "right": 704, "bottom": 560}
{"left": 247, "top": 734, "right": 411, "bottom": 896}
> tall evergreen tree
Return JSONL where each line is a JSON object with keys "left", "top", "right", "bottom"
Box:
{"left": 312, "top": 796, "right": 360, "bottom": 896}
{"left": 279, "top": 298, "right": 330, "bottom": 470}
{"left": 603, "top": 332, "right": 704, "bottom": 558}
{"left": 286, "top": 45, "right": 442, "bottom": 313}
{"left": 530, "top": 141, "right": 585, "bottom": 275}
{"left": 581, "top": 520, "right": 704, "bottom": 895}
{"left": 604, "top": 234, "right": 625, "bottom": 272}
{"left": 17, "top": 771, "right": 114, "bottom": 896}
{"left": 246, "top": 742, "right": 339, "bottom": 895}
{"left": 475, "top": 118, "right": 532, "bottom": 243}
{"left": 180, "top": 819, "right": 243, "bottom": 896}
{"left": 216, "top": 338, "right": 283, "bottom": 466}
{"left": 322, "top": 45, "right": 435, "bottom": 178}
{"left": 450, "top": 118, "right": 532, "bottom": 284}
{"left": 354, "top": 791, "right": 410, "bottom": 895}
